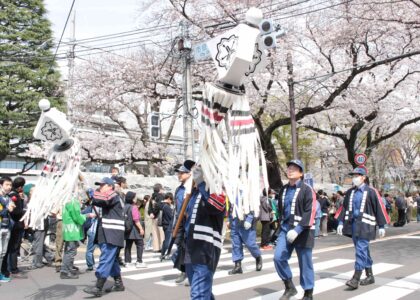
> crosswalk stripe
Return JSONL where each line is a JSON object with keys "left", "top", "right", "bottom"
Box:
{"left": 213, "top": 258, "right": 353, "bottom": 296}
{"left": 124, "top": 268, "right": 180, "bottom": 281}
{"left": 74, "top": 248, "right": 237, "bottom": 266}
{"left": 74, "top": 255, "right": 162, "bottom": 266}
{"left": 121, "top": 252, "right": 234, "bottom": 273}
{"left": 250, "top": 262, "right": 402, "bottom": 300}
{"left": 73, "top": 251, "right": 163, "bottom": 265}
{"left": 398, "top": 236, "right": 420, "bottom": 239}
{"left": 154, "top": 257, "right": 318, "bottom": 287}
{"left": 124, "top": 253, "right": 274, "bottom": 280}
{"left": 347, "top": 271, "right": 420, "bottom": 300}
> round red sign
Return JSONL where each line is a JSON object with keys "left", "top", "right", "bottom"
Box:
{"left": 354, "top": 153, "right": 367, "bottom": 166}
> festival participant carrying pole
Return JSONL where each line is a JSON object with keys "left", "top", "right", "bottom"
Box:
{"left": 165, "top": 175, "right": 193, "bottom": 257}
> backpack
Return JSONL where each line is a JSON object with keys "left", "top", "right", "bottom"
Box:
{"left": 124, "top": 204, "right": 134, "bottom": 234}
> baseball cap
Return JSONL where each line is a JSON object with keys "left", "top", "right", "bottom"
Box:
{"left": 94, "top": 177, "right": 115, "bottom": 186}
{"left": 175, "top": 159, "right": 196, "bottom": 173}
{"left": 286, "top": 159, "right": 304, "bottom": 172}
{"left": 349, "top": 167, "right": 367, "bottom": 176}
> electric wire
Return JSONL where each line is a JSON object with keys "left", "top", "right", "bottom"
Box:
{"left": 49, "top": 0, "right": 76, "bottom": 72}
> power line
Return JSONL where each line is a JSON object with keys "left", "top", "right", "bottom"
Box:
{"left": 47, "top": 1, "right": 331, "bottom": 59}
{"left": 48, "top": 0, "right": 332, "bottom": 55}
{"left": 71, "top": 24, "right": 176, "bottom": 43}
{"left": 265, "top": 0, "right": 314, "bottom": 18}
{"left": 273, "top": 0, "right": 353, "bottom": 21}
{"left": 62, "top": 38, "right": 170, "bottom": 56}
{"left": 69, "top": 40, "right": 171, "bottom": 59}
{"left": 52, "top": 29, "right": 171, "bottom": 56}
{"left": 294, "top": 50, "right": 420, "bottom": 84}
{"left": 53, "top": 29, "right": 176, "bottom": 57}
{"left": 1, "top": 37, "right": 173, "bottom": 62}
{"left": 1, "top": 0, "right": 390, "bottom": 65}
{"left": 49, "top": 0, "right": 76, "bottom": 72}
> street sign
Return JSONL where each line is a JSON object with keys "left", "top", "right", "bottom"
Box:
{"left": 354, "top": 153, "right": 367, "bottom": 166}
{"left": 192, "top": 43, "right": 211, "bottom": 62}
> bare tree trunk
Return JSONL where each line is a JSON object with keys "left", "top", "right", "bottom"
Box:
{"left": 164, "top": 97, "right": 182, "bottom": 142}
{"left": 254, "top": 117, "right": 283, "bottom": 190}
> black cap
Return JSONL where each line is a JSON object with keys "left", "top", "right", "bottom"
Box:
{"left": 175, "top": 159, "right": 196, "bottom": 173}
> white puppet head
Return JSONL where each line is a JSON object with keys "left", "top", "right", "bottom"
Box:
{"left": 207, "top": 7, "right": 268, "bottom": 87}
{"left": 33, "top": 99, "right": 73, "bottom": 145}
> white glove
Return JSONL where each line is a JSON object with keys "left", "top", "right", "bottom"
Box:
{"left": 286, "top": 230, "right": 298, "bottom": 243}
{"left": 378, "top": 228, "right": 385, "bottom": 238}
{"left": 244, "top": 221, "right": 252, "bottom": 230}
{"left": 192, "top": 166, "right": 204, "bottom": 185}
{"left": 337, "top": 224, "right": 343, "bottom": 236}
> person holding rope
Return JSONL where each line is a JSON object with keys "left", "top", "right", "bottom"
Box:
{"left": 172, "top": 162, "right": 226, "bottom": 299}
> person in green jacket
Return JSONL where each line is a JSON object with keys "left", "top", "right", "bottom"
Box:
{"left": 60, "top": 197, "right": 94, "bottom": 279}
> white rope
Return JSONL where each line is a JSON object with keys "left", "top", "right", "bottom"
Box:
{"left": 198, "top": 83, "right": 268, "bottom": 219}
{"left": 22, "top": 139, "right": 82, "bottom": 229}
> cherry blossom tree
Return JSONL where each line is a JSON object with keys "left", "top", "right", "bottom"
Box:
{"left": 68, "top": 0, "right": 420, "bottom": 186}
{"left": 68, "top": 46, "right": 183, "bottom": 171}
{"left": 370, "top": 128, "right": 420, "bottom": 191}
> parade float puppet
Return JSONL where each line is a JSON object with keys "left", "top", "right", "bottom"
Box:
{"left": 199, "top": 7, "right": 283, "bottom": 218}
{"left": 22, "top": 99, "right": 82, "bottom": 229}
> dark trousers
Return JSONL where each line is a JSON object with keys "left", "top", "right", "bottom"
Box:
{"left": 160, "top": 225, "right": 172, "bottom": 257}
{"left": 32, "top": 229, "right": 54, "bottom": 267}
{"left": 260, "top": 221, "right": 271, "bottom": 247}
{"left": 396, "top": 209, "right": 406, "bottom": 226}
{"left": 1, "top": 226, "right": 23, "bottom": 276}
{"left": 124, "top": 239, "right": 144, "bottom": 263}
{"left": 61, "top": 241, "right": 79, "bottom": 274}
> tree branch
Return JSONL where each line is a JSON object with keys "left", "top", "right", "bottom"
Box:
{"left": 303, "top": 125, "right": 347, "bottom": 140}
{"left": 264, "top": 49, "right": 420, "bottom": 138}
{"left": 82, "top": 146, "right": 164, "bottom": 164}
{"left": 408, "top": 0, "right": 420, "bottom": 9}
{"left": 370, "top": 116, "right": 420, "bottom": 148}
{"left": 375, "top": 70, "right": 420, "bottom": 103}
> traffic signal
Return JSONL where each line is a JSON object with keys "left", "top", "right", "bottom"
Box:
{"left": 149, "top": 112, "right": 160, "bottom": 139}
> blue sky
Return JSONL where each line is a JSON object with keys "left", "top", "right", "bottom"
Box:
{"left": 45, "top": 0, "right": 140, "bottom": 41}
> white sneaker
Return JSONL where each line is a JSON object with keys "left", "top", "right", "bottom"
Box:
{"left": 135, "top": 262, "right": 147, "bottom": 268}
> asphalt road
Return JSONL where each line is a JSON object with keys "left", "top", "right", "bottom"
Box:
{"left": 2, "top": 222, "right": 420, "bottom": 300}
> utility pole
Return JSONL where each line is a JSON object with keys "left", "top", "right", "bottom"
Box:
{"left": 287, "top": 52, "right": 298, "bottom": 159}
{"left": 179, "top": 22, "right": 195, "bottom": 161}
